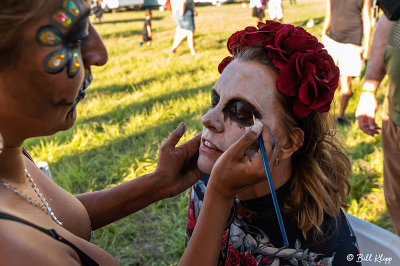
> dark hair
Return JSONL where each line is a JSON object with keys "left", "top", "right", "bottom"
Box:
{"left": 145, "top": 9, "right": 152, "bottom": 17}
{"left": 235, "top": 46, "right": 351, "bottom": 238}
{"left": 0, "top": 0, "right": 47, "bottom": 71}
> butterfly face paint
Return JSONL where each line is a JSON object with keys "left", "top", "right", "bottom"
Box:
{"left": 37, "top": 0, "right": 89, "bottom": 78}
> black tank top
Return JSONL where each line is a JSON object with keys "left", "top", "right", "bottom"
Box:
{"left": 0, "top": 212, "right": 99, "bottom": 266}
{"left": 328, "top": 0, "right": 364, "bottom": 45}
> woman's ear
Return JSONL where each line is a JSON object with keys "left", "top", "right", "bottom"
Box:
{"left": 279, "top": 127, "right": 304, "bottom": 160}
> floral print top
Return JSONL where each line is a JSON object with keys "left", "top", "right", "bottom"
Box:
{"left": 186, "top": 175, "right": 361, "bottom": 266}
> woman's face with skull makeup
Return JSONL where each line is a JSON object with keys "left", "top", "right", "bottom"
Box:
{"left": 0, "top": 0, "right": 107, "bottom": 141}
{"left": 198, "top": 59, "right": 286, "bottom": 174}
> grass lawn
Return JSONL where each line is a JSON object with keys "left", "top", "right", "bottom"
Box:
{"left": 24, "top": 0, "right": 393, "bottom": 264}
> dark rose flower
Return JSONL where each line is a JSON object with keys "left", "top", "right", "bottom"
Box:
{"left": 218, "top": 56, "right": 233, "bottom": 74}
{"left": 219, "top": 20, "right": 339, "bottom": 119}
{"left": 236, "top": 206, "right": 253, "bottom": 218}
{"left": 268, "top": 24, "right": 324, "bottom": 68}
{"left": 240, "top": 252, "right": 258, "bottom": 266}
{"left": 227, "top": 27, "right": 259, "bottom": 54}
{"left": 277, "top": 50, "right": 339, "bottom": 118}
{"left": 257, "top": 20, "right": 284, "bottom": 34}
{"left": 261, "top": 257, "right": 270, "bottom": 265}
{"left": 226, "top": 246, "right": 241, "bottom": 266}
{"left": 186, "top": 198, "right": 197, "bottom": 233}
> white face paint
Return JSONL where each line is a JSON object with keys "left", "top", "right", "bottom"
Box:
{"left": 197, "top": 59, "right": 284, "bottom": 174}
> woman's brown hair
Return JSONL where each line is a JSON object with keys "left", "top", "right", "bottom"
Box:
{"left": 235, "top": 46, "right": 351, "bottom": 239}
{"left": 0, "top": 0, "right": 47, "bottom": 71}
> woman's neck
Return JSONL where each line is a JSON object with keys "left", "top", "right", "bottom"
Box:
{"left": 0, "top": 146, "right": 27, "bottom": 184}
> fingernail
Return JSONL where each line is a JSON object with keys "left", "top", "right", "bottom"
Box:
{"left": 251, "top": 120, "right": 263, "bottom": 135}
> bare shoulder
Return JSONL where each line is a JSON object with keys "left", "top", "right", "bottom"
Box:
{"left": 0, "top": 220, "right": 81, "bottom": 265}
{"left": 24, "top": 156, "right": 92, "bottom": 240}
{"left": 0, "top": 215, "right": 119, "bottom": 266}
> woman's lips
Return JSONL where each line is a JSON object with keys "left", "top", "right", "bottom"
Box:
{"left": 200, "top": 139, "right": 223, "bottom": 154}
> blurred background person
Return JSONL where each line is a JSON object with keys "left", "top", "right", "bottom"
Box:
{"left": 139, "top": 9, "right": 152, "bottom": 47}
{"left": 250, "top": 0, "right": 266, "bottom": 24}
{"left": 321, "top": 0, "right": 372, "bottom": 125}
{"left": 268, "top": 0, "right": 283, "bottom": 22}
{"left": 93, "top": 0, "right": 103, "bottom": 24}
{"left": 170, "top": 0, "right": 197, "bottom": 55}
{"left": 355, "top": 14, "right": 400, "bottom": 236}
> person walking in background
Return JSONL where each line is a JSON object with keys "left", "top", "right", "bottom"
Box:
{"left": 139, "top": 9, "right": 152, "bottom": 47}
{"left": 170, "top": 0, "right": 197, "bottom": 55}
{"left": 93, "top": 0, "right": 103, "bottom": 24}
{"left": 290, "top": 0, "right": 296, "bottom": 5}
{"left": 268, "top": 0, "right": 283, "bottom": 22}
{"left": 355, "top": 14, "right": 400, "bottom": 236}
{"left": 250, "top": 0, "right": 266, "bottom": 24}
{"left": 321, "top": 0, "right": 372, "bottom": 126}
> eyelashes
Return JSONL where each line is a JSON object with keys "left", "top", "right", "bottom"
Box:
{"left": 223, "top": 100, "right": 255, "bottom": 127}
{"left": 209, "top": 90, "right": 260, "bottom": 127}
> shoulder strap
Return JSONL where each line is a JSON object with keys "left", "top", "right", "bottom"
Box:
{"left": 22, "top": 147, "right": 35, "bottom": 163}
{"left": 0, "top": 212, "right": 99, "bottom": 266}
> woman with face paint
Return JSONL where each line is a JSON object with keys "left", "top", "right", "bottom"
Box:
{"left": 0, "top": 0, "right": 213, "bottom": 264}
{"left": 182, "top": 21, "right": 361, "bottom": 266}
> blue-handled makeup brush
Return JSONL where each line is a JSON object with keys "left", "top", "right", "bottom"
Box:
{"left": 252, "top": 113, "right": 289, "bottom": 247}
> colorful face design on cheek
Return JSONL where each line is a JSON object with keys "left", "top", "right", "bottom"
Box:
{"left": 37, "top": 0, "right": 89, "bottom": 78}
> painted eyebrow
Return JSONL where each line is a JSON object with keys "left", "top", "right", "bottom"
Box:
{"left": 64, "top": 8, "right": 91, "bottom": 41}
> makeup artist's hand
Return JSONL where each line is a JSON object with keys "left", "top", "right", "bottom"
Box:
{"left": 155, "top": 123, "right": 204, "bottom": 198}
{"left": 207, "top": 121, "right": 281, "bottom": 200}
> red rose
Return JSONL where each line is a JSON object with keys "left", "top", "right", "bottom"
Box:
{"left": 226, "top": 246, "right": 241, "bottom": 266}
{"left": 277, "top": 50, "right": 339, "bottom": 118}
{"left": 218, "top": 56, "right": 233, "bottom": 74}
{"left": 261, "top": 257, "right": 270, "bottom": 264}
{"left": 257, "top": 20, "right": 284, "bottom": 34}
{"left": 236, "top": 206, "right": 253, "bottom": 218}
{"left": 240, "top": 252, "right": 258, "bottom": 266}
{"left": 219, "top": 20, "right": 339, "bottom": 119}
{"left": 267, "top": 24, "right": 324, "bottom": 69}
{"left": 186, "top": 197, "right": 197, "bottom": 233}
{"left": 227, "top": 27, "right": 260, "bottom": 54}
{"left": 186, "top": 207, "right": 196, "bottom": 233}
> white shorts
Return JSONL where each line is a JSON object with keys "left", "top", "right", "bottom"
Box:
{"left": 268, "top": 0, "right": 283, "bottom": 20}
{"left": 322, "top": 35, "right": 364, "bottom": 77}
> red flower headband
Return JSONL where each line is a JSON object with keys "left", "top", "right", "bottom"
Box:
{"left": 218, "top": 20, "right": 339, "bottom": 119}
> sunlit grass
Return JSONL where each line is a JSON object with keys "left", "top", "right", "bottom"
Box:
{"left": 24, "top": 1, "right": 393, "bottom": 264}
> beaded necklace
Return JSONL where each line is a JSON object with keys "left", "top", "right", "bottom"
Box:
{"left": 0, "top": 169, "right": 62, "bottom": 226}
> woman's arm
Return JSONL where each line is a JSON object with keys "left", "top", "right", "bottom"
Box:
{"left": 356, "top": 14, "right": 393, "bottom": 136}
{"left": 76, "top": 123, "right": 203, "bottom": 230}
{"left": 180, "top": 121, "right": 281, "bottom": 265}
{"left": 361, "top": 0, "right": 372, "bottom": 59}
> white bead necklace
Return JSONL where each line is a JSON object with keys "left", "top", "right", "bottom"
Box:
{"left": 0, "top": 169, "right": 62, "bottom": 226}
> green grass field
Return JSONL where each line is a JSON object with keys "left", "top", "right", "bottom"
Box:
{"left": 24, "top": 0, "right": 393, "bottom": 264}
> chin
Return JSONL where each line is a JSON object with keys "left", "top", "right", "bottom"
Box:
{"left": 197, "top": 155, "right": 215, "bottom": 175}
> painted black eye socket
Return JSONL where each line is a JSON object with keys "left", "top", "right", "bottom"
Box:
{"left": 230, "top": 101, "right": 252, "bottom": 121}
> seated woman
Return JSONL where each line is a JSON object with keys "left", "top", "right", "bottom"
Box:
{"left": 185, "top": 21, "right": 360, "bottom": 265}
{"left": 0, "top": 1, "right": 203, "bottom": 264}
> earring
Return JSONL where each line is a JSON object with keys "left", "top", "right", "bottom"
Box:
{"left": 274, "top": 157, "right": 279, "bottom": 166}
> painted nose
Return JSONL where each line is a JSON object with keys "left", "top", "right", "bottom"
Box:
{"left": 202, "top": 108, "right": 224, "bottom": 133}
{"left": 81, "top": 22, "right": 108, "bottom": 67}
